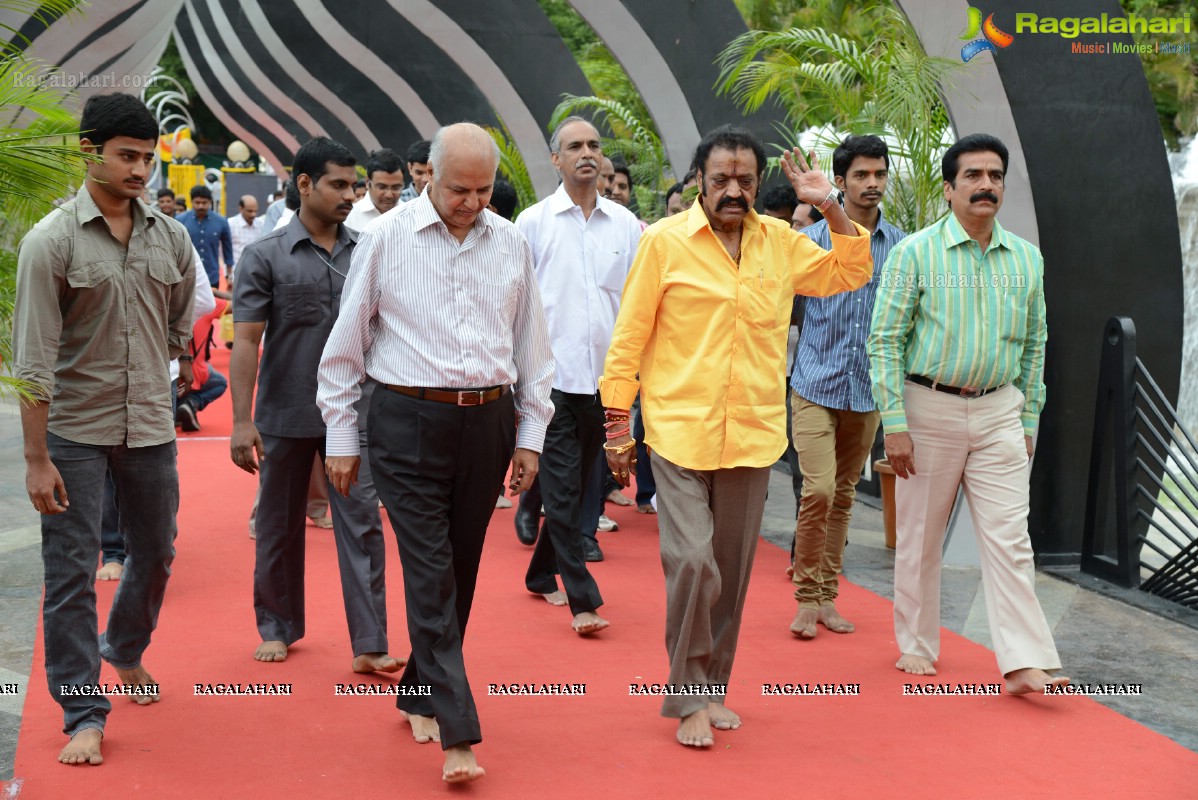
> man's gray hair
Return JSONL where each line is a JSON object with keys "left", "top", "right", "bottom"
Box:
{"left": 428, "top": 123, "right": 501, "bottom": 174}
{"left": 549, "top": 115, "right": 597, "bottom": 154}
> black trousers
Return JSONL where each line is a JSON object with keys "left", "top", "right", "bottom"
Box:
{"left": 368, "top": 386, "right": 514, "bottom": 749}
{"left": 524, "top": 390, "right": 604, "bottom": 616}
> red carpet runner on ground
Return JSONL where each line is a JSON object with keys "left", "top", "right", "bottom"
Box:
{"left": 10, "top": 350, "right": 1198, "bottom": 798}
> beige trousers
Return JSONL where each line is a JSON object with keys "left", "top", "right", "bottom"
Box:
{"left": 894, "top": 382, "right": 1060, "bottom": 675}
{"left": 790, "top": 391, "right": 880, "bottom": 607}
{"left": 651, "top": 452, "right": 771, "bottom": 718}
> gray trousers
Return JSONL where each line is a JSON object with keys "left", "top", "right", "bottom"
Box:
{"left": 254, "top": 433, "right": 387, "bottom": 654}
{"left": 42, "top": 433, "right": 178, "bottom": 736}
{"left": 651, "top": 452, "right": 770, "bottom": 718}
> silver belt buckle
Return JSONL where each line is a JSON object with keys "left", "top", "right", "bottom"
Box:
{"left": 960, "top": 386, "right": 981, "bottom": 398}
{"left": 457, "top": 390, "right": 485, "bottom": 406}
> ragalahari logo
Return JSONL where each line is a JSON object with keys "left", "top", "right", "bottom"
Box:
{"left": 960, "top": 7, "right": 1015, "bottom": 61}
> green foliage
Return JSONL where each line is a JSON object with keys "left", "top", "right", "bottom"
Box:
{"left": 534, "top": 0, "right": 599, "bottom": 57}
{"left": 1121, "top": 0, "right": 1197, "bottom": 146}
{"left": 0, "top": 0, "right": 86, "bottom": 401}
{"left": 486, "top": 124, "right": 537, "bottom": 217}
{"left": 156, "top": 35, "right": 235, "bottom": 147}
{"left": 718, "top": 4, "right": 965, "bottom": 231}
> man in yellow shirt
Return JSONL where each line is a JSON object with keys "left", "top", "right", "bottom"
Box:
{"left": 600, "top": 126, "right": 872, "bottom": 747}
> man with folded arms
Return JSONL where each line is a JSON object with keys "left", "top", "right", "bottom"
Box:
{"left": 602, "top": 125, "right": 872, "bottom": 748}
{"left": 318, "top": 122, "right": 554, "bottom": 783}
{"left": 868, "top": 132, "right": 1069, "bottom": 694}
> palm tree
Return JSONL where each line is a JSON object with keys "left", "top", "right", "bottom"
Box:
{"left": 0, "top": 0, "right": 89, "bottom": 399}
{"left": 717, "top": 2, "right": 966, "bottom": 232}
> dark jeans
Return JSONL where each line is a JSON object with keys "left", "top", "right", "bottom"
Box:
{"left": 42, "top": 433, "right": 178, "bottom": 736}
{"left": 188, "top": 367, "right": 227, "bottom": 412}
{"left": 581, "top": 452, "right": 603, "bottom": 541}
{"left": 633, "top": 401, "right": 656, "bottom": 505}
{"left": 100, "top": 471, "right": 125, "bottom": 566}
{"left": 524, "top": 390, "right": 604, "bottom": 615}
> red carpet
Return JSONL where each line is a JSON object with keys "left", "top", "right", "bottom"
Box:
{"left": 10, "top": 348, "right": 1198, "bottom": 798}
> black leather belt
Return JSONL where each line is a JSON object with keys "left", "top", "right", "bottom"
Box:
{"left": 907, "top": 374, "right": 1004, "bottom": 399}
{"left": 385, "top": 384, "right": 508, "bottom": 406}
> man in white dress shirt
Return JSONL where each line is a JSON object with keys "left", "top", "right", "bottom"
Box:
{"left": 514, "top": 116, "right": 641, "bottom": 633}
{"left": 345, "top": 148, "right": 406, "bottom": 232}
{"left": 226, "top": 194, "right": 263, "bottom": 282}
{"left": 318, "top": 122, "right": 555, "bottom": 784}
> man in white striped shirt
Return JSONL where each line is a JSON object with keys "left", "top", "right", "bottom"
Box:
{"left": 514, "top": 116, "right": 641, "bottom": 635}
{"left": 318, "top": 122, "right": 555, "bottom": 784}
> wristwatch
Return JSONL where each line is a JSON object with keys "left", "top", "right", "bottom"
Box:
{"left": 815, "top": 188, "right": 839, "bottom": 213}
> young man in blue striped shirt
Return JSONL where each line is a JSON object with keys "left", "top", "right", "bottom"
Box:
{"left": 788, "top": 135, "right": 907, "bottom": 638}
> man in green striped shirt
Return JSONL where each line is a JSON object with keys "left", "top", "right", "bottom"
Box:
{"left": 867, "top": 133, "right": 1069, "bottom": 695}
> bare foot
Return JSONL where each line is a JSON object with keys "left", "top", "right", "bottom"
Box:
{"left": 896, "top": 653, "right": 937, "bottom": 676}
{"left": 254, "top": 641, "right": 287, "bottom": 662}
{"left": 308, "top": 514, "right": 334, "bottom": 529}
{"left": 1005, "top": 668, "right": 1070, "bottom": 695}
{"left": 400, "top": 710, "right": 441, "bottom": 744}
{"left": 352, "top": 652, "right": 404, "bottom": 673}
{"left": 707, "top": 703, "right": 741, "bottom": 731}
{"left": 637, "top": 504, "right": 657, "bottom": 514}
{"left": 541, "top": 590, "right": 567, "bottom": 606}
{"left": 95, "top": 562, "right": 124, "bottom": 582}
{"left": 818, "top": 603, "right": 854, "bottom": 633}
{"left": 443, "top": 743, "right": 485, "bottom": 783}
{"left": 495, "top": 495, "right": 512, "bottom": 509}
{"left": 676, "top": 707, "right": 714, "bottom": 748}
{"left": 785, "top": 565, "right": 794, "bottom": 578}
{"left": 112, "top": 665, "right": 160, "bottom": 705}
{"left": 572, "top": 612, "right": 609, "bottom": 635}
{"left": 606, "top": 489, "right": 634, "bottom": 507}
{"left": 59, "top": 728, "right": 103, "bottom": 766}
{"left": 789, "top": 608, "right": 818, "bottom": 639}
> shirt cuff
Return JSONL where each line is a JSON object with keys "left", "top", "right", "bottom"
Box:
{"left": 878, "top": 409, "right": 908, "bottom": 434}
{"left": 515, "top": 421, "right": 547, "bottom": 454}
{"left": 598, "top": 376, "right": 639, "bottom": 411}
{"left": 326, "top": 426, "right": 361, "bottom": 457}
{"left": 1020, "top": 412, "right": 1039, "bottom": 437}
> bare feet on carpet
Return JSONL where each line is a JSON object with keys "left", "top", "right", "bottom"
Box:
{"left": 896, "top": 653, "right": 937, "bottom": 676}
{"left": 308, "top": 514, "right": 334, "bottom": 529}
{"left": 707, "top": 703, "right": 741, "bottom": 731}
{"left": 1005, "top": 668, "right": 1070, "bottom": 695}
{"left": 59, "top": 729, "right": 103, "bottom": 766}
{"left": 352, "top": 652, "right": 404, "bottom": 673}
{"left": 95, "top": 562, "right": 124, "bottom": 581}
{"left": 113, "top": 665, "right": 160, "bottom": 704}
{"left": 818, "top": 603, "right": 854, "bottom": 633}
{"left": 254, "top": 640, "right": 287, "bottom": 662}
{"left": 637, "top": 503, "right": 656, "bottom": 514}
{"left": 606, "top": 489, "right": 634, "bottom": 507}
{"left": 400, "top": 710, "right": 441, "bottom": 744}
{"left": 676, "top": 707, "right": 714, "bottom": 748}
{"left": 443, "top": 743, "right": 485, "bottom": 783}
{"left": 790, "top": 608, "right": 818, "bottom": 638}
{"left": 541, "top": 590, "right": 567, "bottom": 606}
{"left": 572, "top": 611, "right": 609, "bottom": 635}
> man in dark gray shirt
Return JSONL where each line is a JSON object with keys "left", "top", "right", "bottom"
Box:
{"left": 13, "top": 93, "right": 195, "bottom": 767}
{"left": 230, "top": 137, "right": 400, "bottom": 675}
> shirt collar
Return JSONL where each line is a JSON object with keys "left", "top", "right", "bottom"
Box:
{"left": 282, "top": 211, "right": 358, "bottom": 253}
{"left": 549, "top": 183, "right": 618, "bottom": 217}
{"left": 684, "top": 197, "right": 762, "bottom": 239}
{"left": 942, "top": 211, "right": 1008, "bottom": 251}
{"left": 75, "top": 183, "right": 153, "bottom": 233}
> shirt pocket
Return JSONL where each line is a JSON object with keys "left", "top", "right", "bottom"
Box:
{"left": 473, "top": 255, "right": 520, "bottom": 321}
{"left": 278, "top": 282, "right": 323, "bottom": 327}
{"left": 595, "top": 248, "right": 629, "bottom": 294}
{"left": 742, "top": 278, "right": 784, "bottom": 329}
{"left": 66, "top": 257, "right": 118, "bottom": 289}
{"left": 999, "top": 285, "right": 1030, "bottom": 342}
{"left": 147, "top": 255, "right": 183, "bottom": 286}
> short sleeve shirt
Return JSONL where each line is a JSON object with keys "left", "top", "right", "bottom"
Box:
{"left": 233, "top": 214, "right": 357, "bottom": 438}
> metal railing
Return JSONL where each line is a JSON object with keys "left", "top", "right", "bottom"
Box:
{"left": 1082, "top": 317, "right": 1198, "bottom": 608}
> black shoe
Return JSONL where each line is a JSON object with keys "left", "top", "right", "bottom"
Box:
{"left": 176, "top": 397, "right": 201, "bottom": 432}
{"left": 583, "top": 537, "right": 604, "bottom": 562}
{"left": 515, "top": 506, "right": 538, "bottom": 546}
